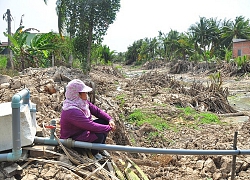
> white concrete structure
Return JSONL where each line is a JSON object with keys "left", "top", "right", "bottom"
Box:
{"left": 0, "top": 102, "right": 37, "bottom": 151}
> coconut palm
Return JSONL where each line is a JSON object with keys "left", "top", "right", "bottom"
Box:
{"left": 164, "top": 30, "right": 181, "bottom": 60}
{"left": 188, "top": 17, "right": 219, "bottom": 61}
{"left": 221, "top": 16, "right": 250, "bottom": 49}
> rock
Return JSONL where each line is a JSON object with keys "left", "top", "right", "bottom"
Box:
{"left": 196, "top": 160, "right": 205, "bottom": 170}
{"left": 0, "top": 82, "right": 10, "bottom": 89}
{"left": 22, "top": 174, "right": 37, "bottom": 179}
{"left": 203, "top": 158, "right": 217, "bottom": 173}
{"left": 213, "top": 172, "right": 222, "bottom": 180}
{"left": 10, "top": 79, "right": 22, "bottom": 89}
{"left": 220, "top": 156, "right": 232, "bottom": 173}
{"left": 3, "top": 163, "right": 23, "bottom": 178}
{"left": 0, "top": 75, "right": 11, "bottom": 84}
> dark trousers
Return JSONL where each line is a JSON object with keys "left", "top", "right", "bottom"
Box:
{"left": 91, "top": 118, "right": 108, "bottom": 155}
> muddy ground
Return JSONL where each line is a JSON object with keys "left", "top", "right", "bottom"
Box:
{"left": 1, "top": 61, "right": 250, "bottom": 179}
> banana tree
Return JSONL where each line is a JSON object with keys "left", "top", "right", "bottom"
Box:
{"left": 4, "top": 27, "right": 60, "bottom": 70}
{"left": 4, "top": 26, "right": 33, "bottom": 70}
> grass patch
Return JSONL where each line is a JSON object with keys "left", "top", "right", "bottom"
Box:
{"left": 114, "top": 64, "right": 122, "bottom": 69}
{"left": 126, "top": 107, "right": 221, "bottom": 136}
{"left": 0, "top": 55, "right": 19, "bottom": 77}
{"left": 198, "top": 112, "right": 220, "bottom": 124}
{"left": 178, "top": 106, "right": 220, "bottom": 124}
{"left": 0, "top": 55, "right": 7, "bottom": 69}
{"left": 127, "top": 109, "right": 171, "bottom": 131}
{"left": 115, "top": 94, "right": 126, "bottom": 107}
{"left": 0, "top": 69, "right": 19, "bottom": 77}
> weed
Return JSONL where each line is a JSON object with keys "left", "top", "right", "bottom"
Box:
{"left": 0, "top": 55, "right": 7, "bottom": 69}
{"left": 114, "top": 65, "right": 122, "bottom": 69}
{"left": 178, "top": 106, "right": 221, "bottom": 125}
{"left": 153, "top": 102, "right": 167, "bottom": 107}
{"left": 127, "top": 109, "right": 170, "bottom": 131}
{"left": 115, "top": 94, "right": 126, "bottom": 107}
{"left": 198, "top": 112, "right": 220, "bottom": 124}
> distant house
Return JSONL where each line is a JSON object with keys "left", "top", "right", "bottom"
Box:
{"left": 232, "top": 39, "right": 250, "bottom": 58}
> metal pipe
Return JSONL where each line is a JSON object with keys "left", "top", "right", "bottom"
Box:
{"left": 34, "top": 137, "right": 250, "bottom": 155}
{"left": 0, "top": 89, "right": 30, "bottom": 161}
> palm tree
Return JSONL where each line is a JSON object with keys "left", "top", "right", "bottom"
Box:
{"left": 221, "top": 16, "right": 250, "bottom": 49}
{"left": 188, "top": 17, "right": 219, "bottom": 62}
{"left": 126, "top": 40, "right": 143, "bottom": 65}
{"left": 164, "top": 30, "right": 180, "bottom": 60}
{"left": 207, "top": 17, "right": 222, "bottom": 58}
{"left": 176, "top": 32, "right": 194, "bottom": 60}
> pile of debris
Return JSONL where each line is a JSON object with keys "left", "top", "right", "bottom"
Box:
{"left": 1, "top": 64, "right": 250, "bottom": 179}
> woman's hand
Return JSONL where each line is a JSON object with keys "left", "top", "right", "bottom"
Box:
{"left": 109, "top": 120, "right": 116, "bottom": 131}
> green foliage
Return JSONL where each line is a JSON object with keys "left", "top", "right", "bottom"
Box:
{"left": 115, "top": 94, "right": 126, "bottom": 107}
{"left": 208, "top": 71, "right": 222, "bottom": 89}
{"left": 181, "top": 106, "right": 196, "bottom": 116}
{"left": 198, "top": 112, "right": 220, "bottom": 124}
{"left": 0, "top": 68, "right": 19, "bottom": 77}
{"left": 178, "top": 107, "right": 221, "bottom": 124}
{"left": 123, "top": 15, "right": 250, "bottom": 63}
{"left": 58, "top": 0, "right": 121, "bottom": 72}
{"left": 127, "top": 109, "right": 170, "bottom": 131}
{"left": 0, "top": 55, "right": 7, "bottom": 69}
{"left": 113, "top": 52, "right": 126, "bottom": 63}
{"left": 114, "top": 64, "right": 122, "bottom": 69}
{"left": 235, "top": 55, "right": 249, "bottom": 69}
{"left": 189, "top": 51, "right": 204, "bottom": 62}
{"left": 92, "top": 45, "right": 115, "bottom": 65}
{"left": 72, "top": 59, "right": 82, "bottom": 69}
{"left": 224, "top": 47, "right": 232, "bottom": 62}
{"left": 4, "top": 27, "right": 61, "bottom": 70}
{"left": 147, "top": 132, "right": 160, "bottom": 141}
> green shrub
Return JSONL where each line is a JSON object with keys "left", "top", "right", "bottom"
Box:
{"left": 115, "top": 94, "right": 126, "bottom": 107}
{"left": 0, "top": 55, "right": 7, "bottom": 69}
{"left": 178, "top": 106, "right": 220, "bottom": 124}
{"left": 198, "top": 112, "right": 220, "bottom": 124}
{"left": 127, "top": 109, "right": 170, "bottom": 131}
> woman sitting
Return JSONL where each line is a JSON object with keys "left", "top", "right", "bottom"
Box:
{"left": 60, "top": 79, "right": 116, "bottom": 159}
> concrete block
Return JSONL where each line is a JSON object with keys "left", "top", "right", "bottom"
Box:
{"left": 0, "top": 102, "right": 37, "bottom": 151}
{"left": 3, "top": 163, "right": 23, "bottom": 177}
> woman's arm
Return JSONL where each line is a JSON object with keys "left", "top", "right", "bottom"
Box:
{"left": 88, "top": 101, "right": 112, "bottom": 121}
{"left": 68, "top": 109, "right": 112, "bottom": 133}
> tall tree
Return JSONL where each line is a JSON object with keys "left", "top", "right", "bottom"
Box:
{"left": 56, "top": 0, "right": 120, "bottom": 72}
{"left": 164, "top": 30, "right": 180, "bottom": 60}
{"left": 188, "top": 17, "right": 219, "bottom": 62}
{"left": 221, "top": 16, "right": 250, "bottom": 49}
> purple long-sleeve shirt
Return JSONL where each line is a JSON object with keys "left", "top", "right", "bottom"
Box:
{"left": 60, "top": 101, "right": 112, "bottom": 142}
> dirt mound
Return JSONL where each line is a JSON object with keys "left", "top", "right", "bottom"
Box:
{"left": 0, "top": 64, "right": 250, "bottom": 179}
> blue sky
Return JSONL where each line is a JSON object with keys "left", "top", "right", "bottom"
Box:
{"left": 1, "top": 0, "right": 250, "bottom": 52}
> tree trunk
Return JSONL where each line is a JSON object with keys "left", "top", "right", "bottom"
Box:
{"left": 86, "top": 23, "right": 93, "bottom": 73}
{"left": 68, "top": 54, "right": 73, "bottom": 67}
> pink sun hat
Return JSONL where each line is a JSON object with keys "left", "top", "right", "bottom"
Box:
{"left": 66, "top": 79, "right": 92, "bottom": 93}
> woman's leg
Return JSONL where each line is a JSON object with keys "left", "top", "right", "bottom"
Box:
{"left": 93, "top": 119, "right": 108, "bottom": 144}
{"left": 91, "top": 133, "right": 106, "bottom": 155}
{"left": 91, "top": 119, "right": 109, "bottom": 155}
{"left": 93, "top": 118, "right": 109, "bottom": 125}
